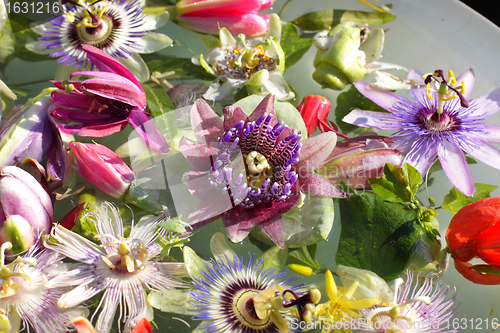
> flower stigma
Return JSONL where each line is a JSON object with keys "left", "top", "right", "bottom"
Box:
{"left": 96, "top": 234, "right": 148, "bottom": 273}
{"left": 209, "top": 113, "right": 301, "bottom": 209}
{"left": 423, "top": 69, "right": 470, "bottom": 120}
{"left": 0, "top": 242, "right": 37, "bottom": 298}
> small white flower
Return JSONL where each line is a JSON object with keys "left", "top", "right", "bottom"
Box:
{"left": 0, "top": 241, "right": 70, "bottom": 333}
{"left": 43, "top": 202, "right": 187, "bottom": 333}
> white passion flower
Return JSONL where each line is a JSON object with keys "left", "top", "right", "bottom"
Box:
{"left": 0, "top": 241, "right": 71, "bottom": 333}
{"left": 43, "top": 202, "right": 188, "bottom": 333}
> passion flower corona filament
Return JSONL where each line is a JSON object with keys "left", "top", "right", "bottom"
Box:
{"left": 209, "top": 113, "right": 301, "bottom": 209}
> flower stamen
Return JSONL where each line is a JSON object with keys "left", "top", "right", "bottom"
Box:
{"left": 0, "top": 242, "right": 36, "bottom": 297}
{"left": 97, "top": 234, "right": 148, "bottom": 272}
{"left": 424, "top": 69, "right": 470, "bottom": 120}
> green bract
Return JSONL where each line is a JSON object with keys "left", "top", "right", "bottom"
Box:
{"left": 313, "top": 22, "right": 385, "bottom": 90}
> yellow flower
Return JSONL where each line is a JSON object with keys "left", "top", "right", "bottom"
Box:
{"left": 314, "top": 270, "right": 381, "bottom": 333}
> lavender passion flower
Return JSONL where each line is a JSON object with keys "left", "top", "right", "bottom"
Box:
{"left": 343, "top": 69, "right": 500, "bottom": 196}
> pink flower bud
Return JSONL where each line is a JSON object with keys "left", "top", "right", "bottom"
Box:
{"left": 0, "top": 166, "right": 53, "bottom": 235}
{"left": 175, "top": 0, "right": 272, "bottom": 37}
{"left": 297, "top": 95, "right": 332, "bottom": 136}
{"left": 317, "top": 134, "right": 403, "bottom": 189}
{"left": 70, "top": 142, "right": 135, "bottom": 199}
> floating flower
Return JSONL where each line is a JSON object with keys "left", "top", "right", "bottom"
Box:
{"left": 196, "top": 22, "right": 294, "bottom": 102}
{"left": 0, "top": 241, "right": 71, "bottom": 333}
{"left": 343, "top": 69, "right": 500, "bottom": 196}
{"left": 446, "top": 196, "right": 500, "bottom": 285}
{"left": 190, "top": 254, "right": 301, "bottom": 333}
{"left": 27, "top": 0, "right": 171, "bottom": 81}
{"left": 179, "top": 95, "right": 347, "bottom": 248}
{"left": 356, "top": 269, "right": 461, "bottom": 333}
{"left": 51, "top": 44, "right": 169, "bottom": 153}
{"left": 296, "top": 95, "right": 333, "bottom": 136}
{"left": 70, "top": 142, "right": 135, "bottom": 199}
{"left": 174, "top": 0, "right": 273, "bottom": 37}
{"left": 43, "top": 202, "right": 187, "bottom": 333}
{"left": 314, "top": 270, "right": 381, "bottom": 332}
{"left": 316, "top": 134, "right": 403, "bottom": 190}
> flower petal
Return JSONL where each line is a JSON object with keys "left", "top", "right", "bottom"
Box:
{"left": 118, "top": 53, "right": 150, "bottom": 83}
{"left": 82, "top": 44, "right": 142, "bottom": 88}
{"left": 479, "top": 124, "right": 500, "bottom": 143}
{"left": 297, "top": 173, "right": 351, "bottom": 198}
{"left": 453, "top": 259, "right": 500, "bottom": 285}
{"left": 342, "top": 109, "right": 402, "bottom": 131}
{"left": 128, "top": 110, "right": 170, "bottom": 153}
{"left": 353, "top": 81, "right": 401, "bottom": 111}
{"left": 294, "top": 132, "right": 337, "bottom": 173}
{"left": 406, "top": 68, "right": 425, "bottom": 85}
{"left": 134, "top": 32, "right": 173, "bottom": 54}
{"left": 190, "top": 99, "right": 224, "bottom": 145}
{"left": 456, "top": 69, "right": 475, "bottom": 99}
{"left": 474, "top": 86, "right": 500, "bottom": 117}
{"left": 178, "top": 137, "right": 218, "bottom": 171}
{"left": 462, "top": 139, "right": 500, "bottom": 171}
{"left": 438, "top": 140, "right": 475, "bottom": 196}
{"left": 401, "top": 138, "right": 438, "bottom": 176}
{"left": 177, "top": 13, "right": 270, "bottom": 37}
{"left": 222, "top": 105, "right": 249, "bottom": 131}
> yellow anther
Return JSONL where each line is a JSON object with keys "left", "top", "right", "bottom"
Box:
{"left": 96, "top": 5, "right": 109, "bottom": 19}
{"left": 254, "top": 45, "right": 265, "bottom": 56}
{"left": 66, "top": 12, "right": 76, "bottom": 23}
{"left": 448, "top": 70, "right": 456, "bottom": 86}
{"left": 102, "top": 255, "right": 116, "bottom": 269}
{"left": 426, "top": 82, "right": 433, "bottom": 101}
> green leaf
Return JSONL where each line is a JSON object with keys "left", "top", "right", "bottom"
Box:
{"left": 250, "top": 194, "right": 334, "bottom": 248}
{"left": 336, "top": 191, "right": 420, "bottom": 281}
{"left": 143, "top": 54, "right": 214, "bottom": 81}
{"left": 182, "top": 246, "right": 209, "bottom": 281}
{"left": 142, "top": 82, "right": 174, "bottom": 117}
{"left": 335, "top": 84, "right": 387, "bottom": 134}
{"left": 369, "top": 163, "right": 422, "bottom": 203}
{"left": 210, "top": 232, "right": 237, "bottom": 260}
{"left": 148, "top": 289, "right": 196, "bottom": 316}
{"left": 288, "top": 244, "right": 321, "bottom": 269}
{"left": 332, "top": 9, "right": 396, "bottom": 26}
{"left": 280, "top": 23, "right": 314, "bottom": 70}
{"left": 293, "top": 9, "right": 396, "bottom": 31}
{"left": 258, "top": 245, "right": 289, "bottom": 272}
{"left": 158, "top": 218, "right": 188, "bottom": 234}
{"left": 293, "top": 10, "right": 334, "bottom": 31}
{"left": 441, "top": 183, "right": 498, "bottom": 215}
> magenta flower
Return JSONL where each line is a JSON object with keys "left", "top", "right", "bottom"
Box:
{"left": 70, "top": 142, "right": 135, "bottom": 199}
{"left": 175, "top": 0, "right": 272, "bottom": 37}
{"left": 343, "top": 69, "right": 500, "bottom": 196}
{"left": 51, "top": 44, "right": 169, "bottom": 153}
{"left": 179, "top": 95, "right": 348, "bottom": 249}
